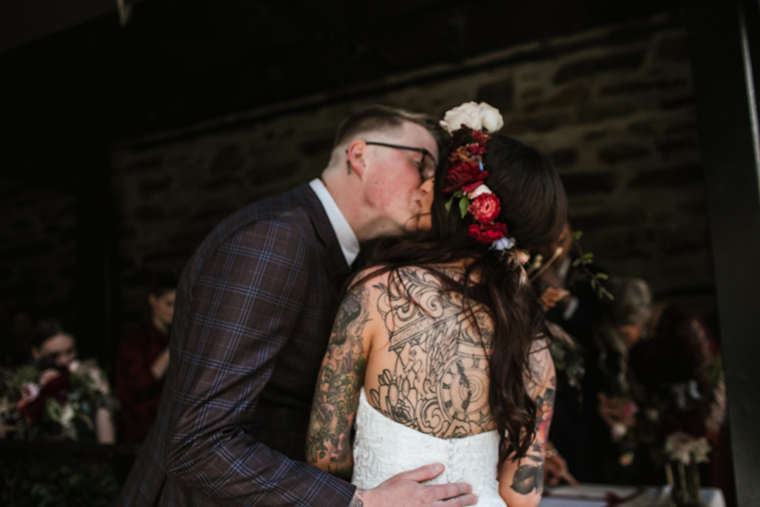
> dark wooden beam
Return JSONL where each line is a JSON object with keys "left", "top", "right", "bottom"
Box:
{"left": 687, "top": 0, "right": 760, "bottom": 505}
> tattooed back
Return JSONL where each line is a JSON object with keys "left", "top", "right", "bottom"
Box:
{"left": 361, "top": 265, "right": 498, "bottom": 439}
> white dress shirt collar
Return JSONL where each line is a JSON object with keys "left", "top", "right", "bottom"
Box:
{"left": 309, "top": 178, "right": 360, "bottom": 267}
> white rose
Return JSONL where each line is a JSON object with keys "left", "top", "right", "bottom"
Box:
{"left": 665, "top": 432, "right": 696, "bottom": 464}
{"left": 60, "top": 403, "right": 75, "bottom": 427}
{"left": 478, "top": 102, "right": 504, "bottom": 133}
{"left": 465, "top": 183, "right": 492, "bottom": 199}
{"left": 440, "top": 101, "right": 482, "bottom": 133}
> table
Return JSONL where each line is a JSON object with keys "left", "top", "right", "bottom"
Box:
{"left": 539, "top": 483, "right": 726, "bottom": 507}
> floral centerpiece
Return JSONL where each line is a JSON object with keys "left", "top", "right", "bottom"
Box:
{"left": 664, "top": 432, "right": 711, "bottom": 507}
{"left": 0, "top": 358, "right": 118, "bottom": 442}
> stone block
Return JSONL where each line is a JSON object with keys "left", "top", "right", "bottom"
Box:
{"left": 554, "top": 49, "right": 646, "bottom": 85}
{"left": 523, "top": 83, "right": 590, "bottom": 113}
{"left": 658, "top": 94, "right": 694, "bottom": 110}
{"left": 525, "top": 112, "right": 573, "bottom": 133}
{"left": 125, "top": 155, "right": 163, "bottom": 174}
{"left": 561, "top": 172, "right": 616, "bottom": 195}
{"left": 571, "top": 209, "right": 647, "bottom": 232}
{"left": 0, "top": 240, "right": 55, "bottom": 259}
{"left": 584, "top": 130, "right": 608, "bottom": 141}
{"left": 656, "top": 139, "right": 698, "bottom": 159}
{"left": 678, "top": 199, "right": 708, "bottom": 215}
{"left": 135, "top": 205, "right": 165, "bottom": 222}
{"left": 549, "top": 148, "right": 578, "bottom": 169}
{"left": 656, "top": 33, "right": 690, "bottom": 62}
{"left": 211, "top": 144, "right": 245, "bottom": 173}
{"left": 598, "top": 143, "right": 650, "bottom": 165}
{"left": 627, "top": 165, "right": 703, "bottom": 188}
{"left": 204, "top": 174, "right": 245, "bottom": 192}
{"left": 600, "top": 77, "right": 689, "bottom": 96}
{"left": 138, "top": 176, "right": 173, "bottom": 196}
{"left": 250, "top": 160, "right": 300, "bottom": 185}
{"left": 300, "top": 137, "right": 334, "bottom": 157}
{"left": 476, "top": 79, "right": 515, "bottom": 113}
{"left": 578, "top": 102, "right": 639, "bottom": 122}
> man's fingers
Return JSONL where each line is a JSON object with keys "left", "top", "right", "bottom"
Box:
{"left": 395, "top": 463, "right": 445, "bottom": 482}
{"left": 436, "top": 493, "right": 478, "bottom": 506}
{"left": 425, "top": 483, "right": 474, "bottom": 503}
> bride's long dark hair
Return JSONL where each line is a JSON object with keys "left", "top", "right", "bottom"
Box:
{"left": 361, "top": 134, "right": 567, "bottom": 463}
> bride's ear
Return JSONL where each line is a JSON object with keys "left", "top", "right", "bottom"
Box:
{"left": 346, "top": 140, "right": 368, "bottom": 179}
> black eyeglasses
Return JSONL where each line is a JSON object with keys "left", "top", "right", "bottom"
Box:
{"left": 364, "top": 141, "right": 437, "bottom": 180}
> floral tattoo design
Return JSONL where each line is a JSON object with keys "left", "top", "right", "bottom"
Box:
{"left": 306, "top": 286, "right": 371, "bottom": 478}
{"left": 369, "top": 268, "right": 495, "bottom": 438}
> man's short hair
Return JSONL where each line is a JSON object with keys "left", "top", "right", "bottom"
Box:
{"left": 333, "top": 105, "right": 446, "bottom": 153}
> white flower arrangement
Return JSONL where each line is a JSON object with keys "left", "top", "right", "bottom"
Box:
{"left": 440, "top": 101, "right": 504, "bottom": 134}
{"left": 664, "top": 431, "right": 712, "bottom": 465}
{"left": 0, "top": 358, "right": 117, "bottom": 442}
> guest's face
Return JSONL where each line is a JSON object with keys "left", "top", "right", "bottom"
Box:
{"left": 618, "top": 323, "right": 644, "bottom": 350}
{"left": 33, "top": 333, "right": 77, "bottom": 368}
{"left": 149, "top": 290, "right": 176, "bottom": 329}
{"left": 362, "top": 121, "right": 438, "bottom": 236}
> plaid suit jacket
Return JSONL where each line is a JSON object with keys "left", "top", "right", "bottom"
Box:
{"left": 118, "top": 184, "right": 356, "bottom": 506}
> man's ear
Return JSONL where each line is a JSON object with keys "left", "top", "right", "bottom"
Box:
{"left": 345, "top": 140, "right": 368, "bottom": 179}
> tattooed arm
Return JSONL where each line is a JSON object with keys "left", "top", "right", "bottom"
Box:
{"left": 498, "top": 340, "right": 557, "bottom": 507}
{"left": 306, "top": 282, "right": 374, "bottom": 480}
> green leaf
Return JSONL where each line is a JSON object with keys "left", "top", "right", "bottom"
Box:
{"left": 445, "top": 194, "right": 455, "bottom": 213}
{"left": 459, "top": 197, "right": 469, "bottom": 218}
{"left": 573, "top": 230, "right": 583, "bottom": 240}
{"left": 596, "top": 272, "right": 609, "bottom": 280}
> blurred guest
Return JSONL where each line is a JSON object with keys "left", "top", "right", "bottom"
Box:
{"left": 29, "top": 318, "right": 116, "bottom": 443}
{"left": 114, "top": 272, "right": 177, "bottom": 443}
{"left": 592, "top": 277, "right": 732, "bottom": 501}
{"left": 531, "top": 222, "right": 603, "bottom": 484}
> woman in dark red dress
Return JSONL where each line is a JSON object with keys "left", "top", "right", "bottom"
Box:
{"left": 115, "top": 272, "right": 177, "bottom": 443}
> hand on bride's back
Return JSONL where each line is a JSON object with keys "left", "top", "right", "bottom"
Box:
{"left": 355, "top": 463, "right": 478, "bottom": 507}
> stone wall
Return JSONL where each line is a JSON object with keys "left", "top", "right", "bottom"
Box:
{"left": 111, "top": 12, "right": 714, "bottom": 330}
{"left": 0, "top": 179, "right": 77, "bottom": 326}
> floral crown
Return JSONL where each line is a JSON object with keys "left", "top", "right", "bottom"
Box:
{"left": 440, "top": 101, "right": 515, "bottom": 251}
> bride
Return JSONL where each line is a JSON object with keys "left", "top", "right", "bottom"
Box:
{"left": 306, "top": 102, "right": 566, "bottom": 507}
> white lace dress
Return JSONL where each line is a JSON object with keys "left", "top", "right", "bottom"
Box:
{"left": 352, "top": 389, "right": 507, "bottom": 507}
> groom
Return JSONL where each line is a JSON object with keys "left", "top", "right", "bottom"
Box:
{"left": 118, "top": 105, "right": 477, "bottom": 507}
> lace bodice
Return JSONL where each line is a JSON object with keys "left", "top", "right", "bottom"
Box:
{"left": 352, "top": 389, "right": 507, "bottom": 507}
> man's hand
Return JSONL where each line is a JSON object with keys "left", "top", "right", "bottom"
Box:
{"left": 352, "top": 463, "right": 477, "bottom": 507}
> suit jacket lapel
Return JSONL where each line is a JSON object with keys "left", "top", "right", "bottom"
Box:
{"left": 299, "top": 185, "right": 353, "bottom": 291}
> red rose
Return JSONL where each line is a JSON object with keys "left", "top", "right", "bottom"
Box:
{"left": 468, "top": 222, "right": 507, "bottom": 244}
{"left": 464, "top": 141, "right": 487, "bottom": 157}
{"left": 19, "top": 369, "right": 71, "bottom": 424}
{"left": 461, "top": 182, "right": 482, "bottom": 194}
{"left": 450, "top": 127, "right": 491, "bottom": 147}
{"left": 468, "top": 193, "right": 501, "bottom": 223}
{"left": 470, "top": 129, "right": 491, "bottom": 145}
{"left": 444, "top": 161, "right": 488, "bottom": 193}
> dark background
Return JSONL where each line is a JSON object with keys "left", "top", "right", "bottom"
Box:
{"left": 2, "top": 1, "right": 759, "bottom": 505}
